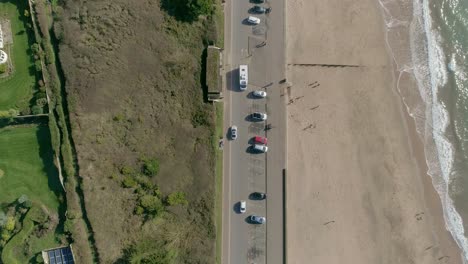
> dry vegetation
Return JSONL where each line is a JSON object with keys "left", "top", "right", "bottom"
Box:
{"left": 55, "top": 0, "right": 221, "bottom": 262}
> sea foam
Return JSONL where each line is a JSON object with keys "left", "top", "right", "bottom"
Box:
{"left": 377, "top": 0, "right": 468, "bottom": 261}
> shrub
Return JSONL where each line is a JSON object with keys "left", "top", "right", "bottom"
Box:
{"left": 35, "top": 60, "right": 42, "bottom": 72}
{"left": 166, "top": 191, "right": 188, "bottom": 206}
{"left": 120, "top": 165, "right": 134, "bottom": 175}
{"left": 135, "top": 206, "right": 144, "bottom": 215}
{"left": 139, "top": 195, "right": 163, "bottom": 215}
{"left": 143, "top": 159, "right": 159, "bottom": 177}
{"left": 32, "top": 105, "right": 44, "bottom": 115}
{"left": 5, "top": 217, "right": 15, "bottom": 231}
{"left": 36, "top": 98, "right": 48, "bottom": 107}
{"left": 63, "top": 219, "right": 74, "bottom": 234}
{"left": 122, "top": 176, "right": 137, "bottom": 188}
{"left": 0, "top": 63, "right": 7, "bottom": 74}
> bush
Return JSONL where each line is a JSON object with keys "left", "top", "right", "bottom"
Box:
{"left": 139, "top": 195, "right": 163, "bottom": 215}
{"left": 36, "top": 98, "right": 48, "bottom": 107}
{"left": 32, "top": 105, "right": 44, "bottom": 115}
{"left": 143, "top": 159, "right": 159, "bottom": 177}
{"left": 63, "top": 219, "right": 74, "bottom": 234}
{"left": 166, "top": 191, "right": 188, "bottom": 206}
{"left": 0, "top": 63, "right": 7, "bottom": 74}
{"left": 5, "top": 217, "right": 15, "bottom": 231}
{"left": 120, "top": 165, "right": 134, "bottom": 175}
{"left": 35, "top": 60, "right": 42, "bottom": 72}
{"left": 122, "top": 176, "right": 137, "bottom": 188}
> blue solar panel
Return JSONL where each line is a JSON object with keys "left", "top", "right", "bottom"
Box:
{"left": 46, "top": 247, "right": 74, "bottom": 264}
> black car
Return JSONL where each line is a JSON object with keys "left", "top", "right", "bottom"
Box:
{"left": 252, "top": 192, "right": 266, "bottom": 200}
{"left": 252, "top": 5, "right": 271, "bottom": 14}
{"left": 252, "top": 5, "right": 266, "bottom": 13}
{"left": 251, "top": 0, "right": 265, "bottom": 3}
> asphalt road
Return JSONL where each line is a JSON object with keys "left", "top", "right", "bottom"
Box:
{"left": 222, "top": 0, "right": 286, "bottom": 263}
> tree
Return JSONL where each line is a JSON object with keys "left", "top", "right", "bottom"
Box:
{"left": 143, "top": 159, "right": 159, "bottom": 177}
{"left": 162, "top": 0, "right": 214, "bottom": 22}
{"left": 31, "top": 43, "right": 40, "bottom": 55}
{"left": 24, "top": 10, "right": 30, "bottom": 17}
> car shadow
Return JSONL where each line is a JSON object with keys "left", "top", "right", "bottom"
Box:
{"left": 248, "top": 8, "right": 262, "bottom": 14}
{"left": 245, "top": 115, "right": 265, "bottom": 122}
{"left": 226, "top": 69, "right": 242, "bottom": 92}
{"left": 233, "top": 202, "right": 240, "bottom": 214}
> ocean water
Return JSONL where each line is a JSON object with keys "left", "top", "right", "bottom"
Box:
{"left": 378, "top": 0, "right": 468, "bottom": 261}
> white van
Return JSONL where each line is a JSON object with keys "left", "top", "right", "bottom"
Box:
{"left": 239, "top": 65, "right": 248, "bottom": 91}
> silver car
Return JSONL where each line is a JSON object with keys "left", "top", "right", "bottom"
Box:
{"left": 250, "top": 215, "right": 266, "bottom": 224}
{"left": 252, "top": 90, "right": 267, "bottom": 98}
{"left": 252, "top": 144, "right": 268, "bottom": 153}
{"left": 247, "top": 16, "right": 261, "bottom": 25}
{"left": 231, "top": 126, "right": 238, "bottom": 140}
{"left": 251, "top": 112, "right": 267, "bottom": 121}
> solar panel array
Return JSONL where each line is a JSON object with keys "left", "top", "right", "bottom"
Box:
{"left": 47, "top": 247, "right": 74, "bottom": 264}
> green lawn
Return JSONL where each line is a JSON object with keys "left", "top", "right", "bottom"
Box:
{"left": 0, "top": 0, "right": 37, "bottom": 111}
{"left": 0, "top": 124, "right": 63, "bottom": 263}
{"left": 0, "top": 124, "right": 61, "bottom": 209}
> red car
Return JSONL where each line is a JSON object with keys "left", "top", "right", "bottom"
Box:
{"left": 253, "top": 136, "right": 267, "bottom": 145}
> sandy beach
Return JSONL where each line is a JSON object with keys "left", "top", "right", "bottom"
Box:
{"left": 285, "top": 0, "right": 463, "bottom": 263}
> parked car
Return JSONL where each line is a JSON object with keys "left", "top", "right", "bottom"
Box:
{"left": 250, "top": 215, "right": 266, "bottom": 224}
{"left": 251, "top": 112, "right": 267, "bottom": 121}
{"left": 252, "top": 0, "right": 265, "bottom": 3}
{"left": 253, "top": 136, "right": 267, "bottom": 145}
{"left": 252, "top": 90, "right": 267, "bottom": 98}
{"left": 252, "top": 144, "right": 268, "bottom": 153}
{"left": 252, "top": 192, "right": 266, "bottom": 200}
{"left": 252, "top": 5, "right": 266, "bottom": 13}
{"left": 231, "top": 126, "right": 238, "bottom": 140}
{"left": 239, "top": 200, "right": 246, "bottom": 214}
{"left": 247, "top": 16, "right": 261, "bottom": 25}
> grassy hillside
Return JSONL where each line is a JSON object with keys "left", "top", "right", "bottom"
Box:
{"left": 0, "top": 0, "right": 37, "bottom": 112}
{"left": 55, "top": 0, "right": 223, "bottom": 262}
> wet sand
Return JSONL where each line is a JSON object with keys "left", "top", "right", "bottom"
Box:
{"left": 285, "top": 0, "right": 463, "bottom": 263}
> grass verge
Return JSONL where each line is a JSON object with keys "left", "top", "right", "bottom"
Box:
{"left": 214, "top": 102, "right": 224, "bottom": 264}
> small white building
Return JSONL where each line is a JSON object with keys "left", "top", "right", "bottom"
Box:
{"left": 0, "top": 50, "right": 7, "bottom": 64}
{"left": 0, "top": 24, "right": 3, "bottom": 49}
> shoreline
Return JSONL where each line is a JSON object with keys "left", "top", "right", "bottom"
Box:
{"left": 285, "top": 0, "right": 463, "bottom": 262}
{"left": 378, "top": 0, "right": 466, "bottom": 260}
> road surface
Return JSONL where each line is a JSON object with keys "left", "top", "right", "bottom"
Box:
{"left": 221, "top": 0, "right": 286, "bottom": 263}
